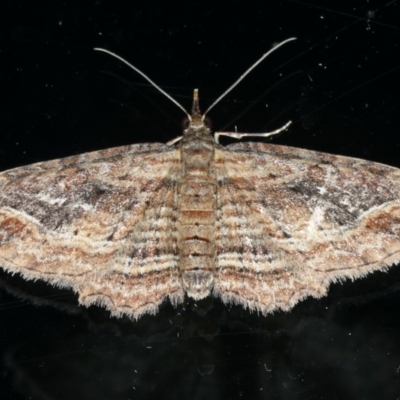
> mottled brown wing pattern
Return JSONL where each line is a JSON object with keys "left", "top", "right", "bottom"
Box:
{"left": 0, "top": 143, "right": 184, "bottom": 319}
{"left": 213, "top": 142, "right": 400, "bottom": 314}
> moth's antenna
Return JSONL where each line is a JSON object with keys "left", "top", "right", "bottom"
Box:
{"left": 94, "top": 47, "right": 191, "bottom": 119}
{"left": 202, "top": 37, "right": 297, "bottom": 118}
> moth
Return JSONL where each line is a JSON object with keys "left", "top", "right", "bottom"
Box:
{"left": 1, "top": 38, "right": 400, "bottom": 320}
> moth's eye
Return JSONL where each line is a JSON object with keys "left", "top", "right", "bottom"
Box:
{"left": 203, "top": 116, "right": 212, "bottom": 129}
{"left": 181, "top": 117, "right": 190, "bottom": 130}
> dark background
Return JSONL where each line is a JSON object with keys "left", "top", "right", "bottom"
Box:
{"left": 1, "top": 1, "right": 400, "bottom": 399}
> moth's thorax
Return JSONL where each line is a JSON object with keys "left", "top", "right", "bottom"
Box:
{"left": 177, "top": 117, "right": 217, "bottom": 300}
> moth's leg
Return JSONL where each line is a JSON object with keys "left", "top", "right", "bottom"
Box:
{"left": 214, "top": 121, "right": 292, "bottom": 144}
{"left": 167, "top": 136, "right": 183, "bottom": 146}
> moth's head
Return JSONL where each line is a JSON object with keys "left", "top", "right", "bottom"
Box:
{"left": 183, "top": 88, "right": 212, "bottom": 136}
{"left": 182, "top": 270, "right": 214, "bottom": 300}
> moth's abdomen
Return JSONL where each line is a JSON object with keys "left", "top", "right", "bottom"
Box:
{"left": 178, "top": 137, "right": 216, "bottom": 300}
